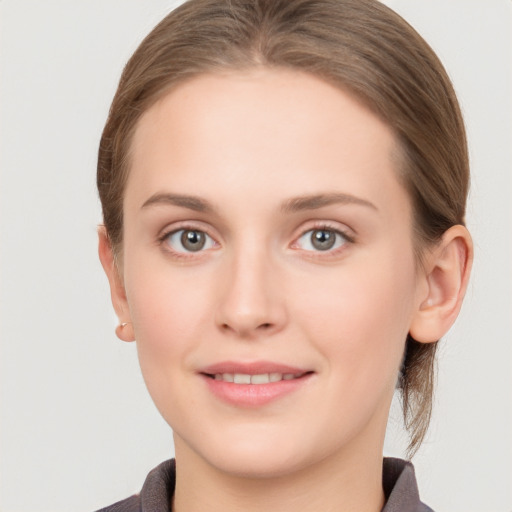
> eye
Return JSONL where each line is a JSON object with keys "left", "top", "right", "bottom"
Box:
{"left": 295, "top": 228, "right": 349, "bottom": 252}
{"left": 163, "top": 229, "right": 216, "bottom": 253}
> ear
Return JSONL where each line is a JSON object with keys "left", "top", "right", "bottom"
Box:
{"left": 409, "top": 225, "right": 473, "bottom": 343}
{"left": 98, "top": 226, "right": 135, "bottom": 342}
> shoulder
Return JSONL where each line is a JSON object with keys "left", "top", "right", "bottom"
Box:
{"left": 94, "top": 460, "right": 176, "bottom": 512}
{"left": 94, "top": 495, "right": 141, "bottom": 512}
{"left": 382, "top": 457, "right": 434, "bottom": 512}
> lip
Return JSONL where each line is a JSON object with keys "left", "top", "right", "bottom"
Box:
{"left": 199, "top": 360, "right": 314, "bottom": 407}
{"left": 200, "top": 360, "right": 309, "bottom": 375}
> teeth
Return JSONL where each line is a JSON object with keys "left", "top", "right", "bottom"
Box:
{"left": 234, "top": 373, "right": 251, "bottom": 384}
{"left": 251, "top": 374, "right": 270, "bottom": 384}
{"left": 213, "top": 372, "right": 304, "bottom": 384}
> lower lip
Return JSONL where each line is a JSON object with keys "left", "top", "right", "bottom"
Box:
{"left": 202, "top": 374, "right": 313, "bottom": 407}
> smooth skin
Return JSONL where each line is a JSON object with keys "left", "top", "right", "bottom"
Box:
{"left": 99, "top": 69, "right": 472, "bottom": 512}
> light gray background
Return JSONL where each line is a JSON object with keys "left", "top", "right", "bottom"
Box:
{"left": 1, "top": 1, "right": 511, "bottom": 511}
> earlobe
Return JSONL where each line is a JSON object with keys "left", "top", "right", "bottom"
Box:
{"left": 115, "top": 322, "right": 135, "bottom": 343}
{"left": 98, "top": 227, "right": 135, "bottom": 342}
{"left": 409, "top": 225, "right": 473, "bottom": 343}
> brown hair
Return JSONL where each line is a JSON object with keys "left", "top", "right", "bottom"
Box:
{"left": 97, "top": 0, "right": 469, "bottom": 456}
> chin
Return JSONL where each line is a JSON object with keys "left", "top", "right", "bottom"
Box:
{"left": 207, "top": 444, "right": 311, "bottom": 479}
{"left": 175, "top": 422, "right": 341, "bottom": 480}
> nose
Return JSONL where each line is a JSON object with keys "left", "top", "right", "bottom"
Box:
{"left": 215, "top": 243, "right": 287, "bottom": 339}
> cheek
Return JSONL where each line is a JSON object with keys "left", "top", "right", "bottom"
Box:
{"left": 124, "top": 263, "right": 212, "bottom": 371}
{"left": 293, "top": 253, "right": 416, "bottom": 379}
{"left": 123, "top": 266, "right": 215, "bottom": 420}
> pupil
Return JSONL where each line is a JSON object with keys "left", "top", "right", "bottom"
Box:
{"left": 181, "top": 230, "right": 205, "bottom": 251}
{"left": 311, "top": 229, "right": 335, "bottom": 250}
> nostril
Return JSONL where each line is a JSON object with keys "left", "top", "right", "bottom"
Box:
{"left": 218, "top": 316, "right": 279, "bottom": 335}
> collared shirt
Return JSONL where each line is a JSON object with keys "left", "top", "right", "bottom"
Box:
{"left": 96, "top": 457, "right": 434, "bottom": 512}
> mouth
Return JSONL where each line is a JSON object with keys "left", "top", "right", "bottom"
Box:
{"left": 203, "top": 371, "right": 310, "bottom": 384}
{"left": 199, "top": 362, "right": 314, "bottom": 407}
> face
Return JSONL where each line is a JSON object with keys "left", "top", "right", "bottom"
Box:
{"left": 115, "top": 69, "right": 427, "bottom": 477}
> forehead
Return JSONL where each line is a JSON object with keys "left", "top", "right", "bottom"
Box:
{"left": 127, "top": 68, "right": 408, "bottom": 219}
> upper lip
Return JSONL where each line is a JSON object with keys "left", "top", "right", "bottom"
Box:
{"left": 199, "top": 361, "right": 310, "bottom": 376}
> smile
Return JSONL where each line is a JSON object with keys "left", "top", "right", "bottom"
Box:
{"left": 200, "top": 363, "right": 314, "bottom": 407}
{"left": 210, "top": 372, "right": 307, "bottom": 384}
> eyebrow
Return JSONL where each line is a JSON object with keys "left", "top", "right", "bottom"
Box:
{"left": 141, "top": 191, "right": 378, "bottom": 214}
{"left": 281, "top": 193, "right": 378, "bottom": 213}
{"left": 141, "top": 193, "right": 214, "bottom": 213}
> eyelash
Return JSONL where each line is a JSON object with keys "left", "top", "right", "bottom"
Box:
{"left": 291, "top": 223, "right": 355, "bottom": 257}
{"left": 157, "top": 222, "right": 355, "bottom": 259}
{"left": 158, "top": 224, "right": 218, "bottom": 259}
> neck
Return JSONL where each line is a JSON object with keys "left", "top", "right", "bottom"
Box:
{"left": 172, "top": 437, "right": 385, "bottom": 512}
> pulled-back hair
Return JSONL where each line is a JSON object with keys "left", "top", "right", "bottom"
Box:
{"left": 97, "top": 0, "right": 469, "bottom": 456}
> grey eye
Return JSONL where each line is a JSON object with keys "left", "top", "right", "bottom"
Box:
{"left": 311, "top": 229, "right": 336, "bottom": 250}
{"left": 165, "top": 229, "right": 215, "bottom": 253}
{"left": 296, "top": 228, "right": 347, "bottom": 252}
{"left": 181, "top": 230, "right": 206, "bottom": 251}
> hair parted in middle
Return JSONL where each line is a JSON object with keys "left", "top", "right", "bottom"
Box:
{"left": 97, "top": 0, "right": 469, "bottom": 456}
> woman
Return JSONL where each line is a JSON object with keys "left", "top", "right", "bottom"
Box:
{"left": 96, "top": 0, "right": 472, "bottom": 510}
